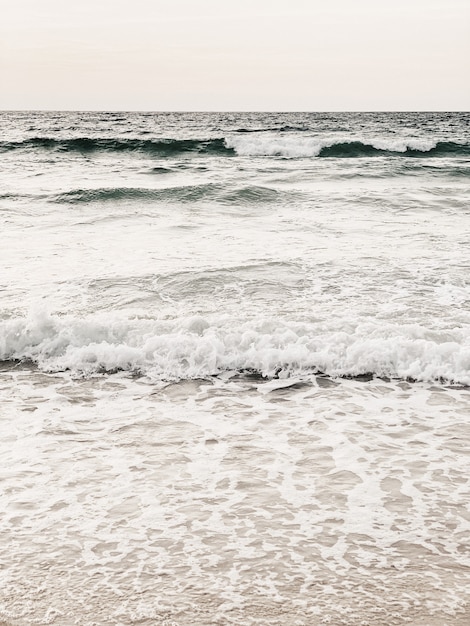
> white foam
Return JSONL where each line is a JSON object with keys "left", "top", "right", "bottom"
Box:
{"left": 1, "top": 311, "right": 468, "bottom": 384}
{"left": 225, "top": 135, "right": 438, "bottom": 157}
{"left": 371, "top": 137, "right": 437, "bottom": 152}
{"left": 225, "top": 136, "right": 325, "bottom": 157}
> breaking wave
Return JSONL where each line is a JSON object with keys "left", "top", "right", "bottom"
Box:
{"left": 2, "top": 136, "right": 469, "bottom": 158}
{"left": 225, "top": 137, "right": 470, "bottom": 158}
{"left": 1, "top": 312, "right": 468, "bottom": 385}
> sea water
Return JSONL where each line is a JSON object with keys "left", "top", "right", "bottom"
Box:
{"left": 0, "top": 112, "right": 469, "bottom": 625}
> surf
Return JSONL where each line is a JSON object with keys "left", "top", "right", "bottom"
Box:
{"left": 1, "top": 311, "right": 468, "bottom": 386}
{"left": 2, "top": 135, "right": 469, "bottom": 159}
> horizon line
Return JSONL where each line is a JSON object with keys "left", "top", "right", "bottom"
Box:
{"left": 1, "top": 109, "right": 469, "bottom": 114}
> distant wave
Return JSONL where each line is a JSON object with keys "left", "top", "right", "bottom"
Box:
{"left": 235, "top": 126, "right": 310, "bottom": 133}
{"left": 226, "top": 137, "right": 470, "bottom": 158}
{"left": 2, "top": 136, "right": 469, "bottom": 158}
{"left": 53, "top": 184, "right": 289, "bottom": 205}
{"left": 322, "top": 140, "right": 470, "bottom": 158}
{"left": 1, "top": 312, "right": 468, "bottom": 385}
{"left": 0, "top": 137, "right": 234, "bottom": 156}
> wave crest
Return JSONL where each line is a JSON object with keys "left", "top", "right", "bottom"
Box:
{"left": 2, "top": 136, "right": 468, "bottom": 159}
{"left": 225, "top": 137, "right": 470, "bottom": 158}
{"left": 53, "top": 184, "right": 286, "bottom": 205}
{"left": 0, "top": 137, "right": 234, "bottom": 156}
{"left": 1, "top": 312, "right": 468, "bottom": 385}
{"left": 53, "top": 184, "right": 218, "bottom": 204}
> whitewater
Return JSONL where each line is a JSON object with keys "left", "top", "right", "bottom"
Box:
{"left": 0, "top": 111, "right": 469, "bottom": 626}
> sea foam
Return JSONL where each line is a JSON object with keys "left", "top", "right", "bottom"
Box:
{"left": 225, "top": 136, "right": 441, "bottom": 158}
{"left": 1, "top": 311, "right": 468, "bottom": 384}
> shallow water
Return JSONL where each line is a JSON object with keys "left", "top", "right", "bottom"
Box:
{"left": 0, "top": 366, "right": 469, "bottom": 625}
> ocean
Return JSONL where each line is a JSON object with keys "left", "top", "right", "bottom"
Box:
{"left": 0, "top": 111, "right": 469, "bottom": 626}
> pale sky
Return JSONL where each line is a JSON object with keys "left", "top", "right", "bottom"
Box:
{"left": 0, "top": 0, "right": 468, "bottom": 110}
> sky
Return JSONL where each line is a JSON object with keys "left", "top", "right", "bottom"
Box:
{"left": 0, "top": 0, "right": 469, "bottom": 110}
